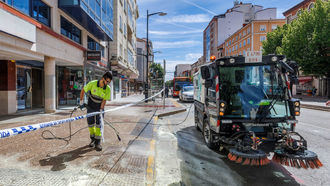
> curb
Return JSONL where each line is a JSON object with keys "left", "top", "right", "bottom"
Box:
{"left": 301, "top": 104, "right": 330, "bottom": 112}
{"left": 156, "top": 108, "right": 187, "bottom": 118}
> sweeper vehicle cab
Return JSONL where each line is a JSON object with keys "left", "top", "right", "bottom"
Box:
{"left": 193, "top": 53, "right": 322, "bottom": 169}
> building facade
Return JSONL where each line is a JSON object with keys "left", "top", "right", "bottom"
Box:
{"left": 0, "top": 0, "right": 113, "bottom": 115}
{"left": 223, "top": 19, "right": 285, "bottom": 56}
{"left": 283, "top": 0, "right": 316, "bottom": 24}
{"left": 110, "top": 0, "right": 139, "bottom": 99}
{"left": 203, "top": 1, "right": 277, "bottom": 63}
{"left": 136, "top": 38, "right": 147, "bottom": 93}
{"left": 174, "top": 64, "right": 191, "bottom": 77}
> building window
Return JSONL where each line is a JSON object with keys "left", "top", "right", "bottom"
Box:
{"left": 247, "top": 48, "right": 250, "bottom": 51}
{"left": 243, "top": 30, "right": 246, "bottom": 36}
{"left": 239, "top": 51, "right": 242, "bottom": 55}
{"left": 236, "top": 45, "right": 238, "bottom": 50}
{"left": 4, "top": 0, "right": 29, "bottom": 15}
{"left": 272, "top": 24, "right": 278, "bottom": 31}
{"left": 239, "top": 33, "right": 242, "bottom": 38}
{"left": 308, "top": 3, "right": 315, "bottom": 11}
{"left": 243, "top": 40, "right": 246, "bottom": 46}
{"left": 247, "top": 38, "right": 250, "bottom": 44}
{"left": 260, "top": 25, "right": 266, "bottom": 31}
{"left": 297, "top": 9, "right": 302, "bottom": 16}
{"left": 247, "top": 27, "right": 250, "bottom": 34}
{"left": 32, "top": 0, "right": 51, "bottom": 27}
{"left": 226, "top": 42, "right": 228, "bottom": 46}
{"left": 260, "top": 36, "right": 266, "bottom": 41}
{"left": 229, "top": 40, "right": 231, "bottom": 45}
{"left": 119, "top": 16, "right": 122, "bottom": 32}
{"left": 88, "top": 36, "right": 105, "bottom": 57}
{"left": 61, "top": 16, "right": 81, "bottom": 44}
{"left": 243, "top": 50, "right": 246, "bottom": 55}
{"left": 235, "top": 36, "right": 238, "bottom": 41}
{"left": 239, "top": 42, "right": 242, "bottom": 48}
{"left": 232, "top": 46, "right": 234, "bottom": 51}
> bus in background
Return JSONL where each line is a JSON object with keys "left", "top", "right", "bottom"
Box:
{"left": 173, "top": 77, "right": 192, "bottom": 97}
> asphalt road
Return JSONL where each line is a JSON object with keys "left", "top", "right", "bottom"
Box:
{"left": 154, "top": 100, "right": 330, "bottom": 186}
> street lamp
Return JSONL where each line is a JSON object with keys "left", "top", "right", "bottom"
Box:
{"left": 145, "top": 10, "right": 167, "bottom": 102}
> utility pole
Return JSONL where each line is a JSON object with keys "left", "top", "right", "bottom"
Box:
{"left": 163, "top": 59, "right": 166, "bottom": 109}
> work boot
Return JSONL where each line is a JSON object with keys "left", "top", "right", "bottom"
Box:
{"left": 95, "top": 139, "right": 102, "bottom": 151}
{"left": 89, "top": 136, "right": 96, "bottom": 148}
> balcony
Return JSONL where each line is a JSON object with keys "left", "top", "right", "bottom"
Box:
{"left": 59, "top": 0, "right": 113, "bottom": 41}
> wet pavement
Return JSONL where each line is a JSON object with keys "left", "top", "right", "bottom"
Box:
{"left": 153, "top": 99, "right": 330, "bottom": 186}
{"left": 0, "top": 94, "right": 165, "bottom": 185}
{"left": 0, "top": 95, "right": 329, "bottom": 185}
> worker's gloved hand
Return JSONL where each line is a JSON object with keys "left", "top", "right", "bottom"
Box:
{"left": 78, "top": 101, "right": 86, "bottom": 110}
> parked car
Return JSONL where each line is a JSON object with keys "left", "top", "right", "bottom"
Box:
{"left": 179, "top": 86, "right": 194, "bottom": 102}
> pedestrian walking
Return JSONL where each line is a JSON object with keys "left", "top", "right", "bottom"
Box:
{"left": 165, "top": 86, "right": 169, "bottom": 98}
{"left": 79, "top": 71, "right": 112, "bottom": 151}
{"left": 312, "top": 87, "right": 317, "bottom": 97}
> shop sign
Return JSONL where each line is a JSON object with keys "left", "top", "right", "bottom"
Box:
{"left": 86, "top": 51, "right": 101, "bottom": 61}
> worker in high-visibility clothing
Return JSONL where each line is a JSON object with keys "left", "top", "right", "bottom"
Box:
{"left": 79, "top": 71, "right": 112, "bottom": 151}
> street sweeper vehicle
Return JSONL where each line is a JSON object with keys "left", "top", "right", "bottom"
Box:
{"left": 193, "top": 53, "right": 322, "bottom": 168}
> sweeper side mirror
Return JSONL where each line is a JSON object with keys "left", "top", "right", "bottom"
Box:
{"left": 201, "top": 66, "right": 210, "bottom": 79}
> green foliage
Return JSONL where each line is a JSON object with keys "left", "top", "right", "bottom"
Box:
{"left": 149, "top": 63, "right": 164, "bottom": 78}
{"left": 165, "top": 80, "right": 173, "bottom": 87}
{"left": 282, "top": 0, "right": 330, "bottom": 76}
{"left": 262, "top": 24, "right": 288, "bottom": 55}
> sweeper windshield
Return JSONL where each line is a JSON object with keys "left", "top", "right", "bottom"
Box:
{"left": 219, "top": 64, "right": 290, "bottom": 119}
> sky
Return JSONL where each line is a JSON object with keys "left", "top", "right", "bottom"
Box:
{"left": 136, "top": 0, "right": 303, "bottom": 81}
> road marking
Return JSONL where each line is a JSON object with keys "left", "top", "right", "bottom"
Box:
{"left": 169, "top": 98, "right": 181, "bottom": 108}
{"left": 146, "top": 139, "right": 156, "bottom": 185}
{"left": 299, "top": 122, "right": 330, "bottom": 132}
{"left": 146, "top": 116, "right": 158, "bottom": 185}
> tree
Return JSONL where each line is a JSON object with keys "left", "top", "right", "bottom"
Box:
{"left": 262, "top": 24, "right": 288, "bottom": 55}
{"left": 165, "top": 80, "right": 173, "bottom": 87}
{"left": 282, "top": 0, "right": 330, "bottom": 97}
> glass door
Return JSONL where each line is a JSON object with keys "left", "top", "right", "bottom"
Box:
{"left": 17, "top": 67, "right": 32, "bottom": 110}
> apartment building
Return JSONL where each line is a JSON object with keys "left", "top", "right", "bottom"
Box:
{"left": 283, "top": 0, "right": 316, "bottom": 24}
{"left": 0, "top": 0, "right": 114, "bottom": 115}
{"left": 203, "top": 1, "right": 277, "bottom": 63}
{"left": 110, "top": 0, "right": 139, "bottom": 98}
{"left": 223, "top": 19, "right": 285, "bottom": 57}
{"left": 175, "top": 64, "right": 191, "bottom": 77}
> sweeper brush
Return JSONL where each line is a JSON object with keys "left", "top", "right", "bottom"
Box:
{"left": 272, "top": 149, "right": 322, "bottom": 169}
{"left": 272, "top": 132, "right": 323, "bottom": 169}
{"left": 228, "top": 148, "right": 270, "bottom": 166}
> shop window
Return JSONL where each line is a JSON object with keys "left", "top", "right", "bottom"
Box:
{"left": 32, "top": 0, "right": 51, "bottom": 27}
{"left": 58, "top": 67, "right": 84, "bottom": 105}
{"left": 61, "top": 16, "right": 81, "bottom": 44}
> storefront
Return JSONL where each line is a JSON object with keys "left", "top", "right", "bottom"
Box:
{"left": 16, "top": 61, "right": 44, "bottom": 110}
{"left": 57, "top": 66, "right": 84, "bottom": 105}
{"left": 296, "top": 76, "right": 313, "bottom": 95}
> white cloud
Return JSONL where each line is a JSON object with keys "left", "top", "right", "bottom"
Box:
{"left": 181, "top": 0, "right": 217, "bottom": 15}
{"left": 185, "top": 53, "right": 202, "bottom": 61}
{"left": 153, "top": 40, "right": 200, "bottom": 49}
{"left": 149, "top": 29, "right": 203, "bottom": 35}
{"left": 157, "top": 14, "right": 211, "bottom": 23}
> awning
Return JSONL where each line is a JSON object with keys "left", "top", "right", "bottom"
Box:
{"left": 298, "top": 76, "right": 313, "bottom": 84}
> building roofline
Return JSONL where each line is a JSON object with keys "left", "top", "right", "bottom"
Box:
{"left": 283, "top": 0, "right": 311, "bottom": 16}
{"left": 254, "top": 7, "right": 276, "bottom": 13}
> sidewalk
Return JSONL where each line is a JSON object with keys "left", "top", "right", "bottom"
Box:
{"left": 294, "top": 95, "right": 330, "bottom": 111}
